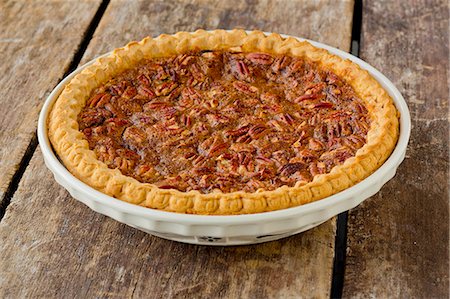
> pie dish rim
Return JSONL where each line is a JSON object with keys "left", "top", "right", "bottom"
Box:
{"left": 46, "top": 29, "right": 400, "bottom": 215}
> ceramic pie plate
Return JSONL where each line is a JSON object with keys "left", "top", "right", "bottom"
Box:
{"left": 38, "top": 32, "right": 411, "bottom": 245}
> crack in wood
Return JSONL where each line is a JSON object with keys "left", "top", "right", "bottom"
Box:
{"left": 330, "top": 0, "right": 362, "bottom": 298}
{"left": 0, "top": 134, "right": 37, "bottom": 221}
{"left": 64, "top": 0, "right": 111, "bottom": 77}
{"left": 330, "top": 212, "right": 349, "bottom": 299}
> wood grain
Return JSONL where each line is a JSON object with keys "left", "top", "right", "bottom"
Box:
{"left": 0, "top": 0, "right": 103, "bottom": 205}
{"left": 343, "top": 0, "right": 449, "bottom": 297}
{"left": 81, "top": 0, "right": 354, "bottom": 64}
{"left": 0, "top": 0, "right": 355, "bottom": 298}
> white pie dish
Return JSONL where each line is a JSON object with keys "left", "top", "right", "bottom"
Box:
{"left": 38, "top": 32, "right": 411, "bottom": 245}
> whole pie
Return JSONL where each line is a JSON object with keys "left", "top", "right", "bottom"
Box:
{"left": 49, "top": 30, "right": 399, "bottom": 215}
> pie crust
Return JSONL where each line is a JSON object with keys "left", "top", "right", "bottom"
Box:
{"left": 48, "top": 30, "right": 399, "bottom": 215}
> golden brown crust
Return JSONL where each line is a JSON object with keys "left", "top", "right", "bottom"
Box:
{"left": 48, "top": 30, "right": 399, "bottom": 215}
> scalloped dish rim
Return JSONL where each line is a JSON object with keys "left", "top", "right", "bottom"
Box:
{"left": 38, "top": 31, "right": 411, "bottom": 223}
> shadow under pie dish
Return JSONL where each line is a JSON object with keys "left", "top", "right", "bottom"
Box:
{"left": 47, "top": 30, "right": 399, "bottom": 215}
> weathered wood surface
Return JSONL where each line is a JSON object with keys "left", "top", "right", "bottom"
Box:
{"left": 0, "top": 0, "right": 103, "bottom": 205}
{"left": 0, "top": 0, "right": 355, "bottom": 298}
{"left": 81, "top": 0, "right": 354, "bottom": 65}
{"left": 343, "top": 0, "right": 449, "bottom": 298}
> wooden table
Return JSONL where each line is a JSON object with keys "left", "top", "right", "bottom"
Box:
{"left": 0, "top": 0, "right": 448, "bottom": 298}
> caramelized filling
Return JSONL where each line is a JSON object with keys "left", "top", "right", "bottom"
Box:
{"left": 78, "top": 51, "right": 370, "bottom": 193}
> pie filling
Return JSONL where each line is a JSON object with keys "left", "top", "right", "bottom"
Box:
{"left": 78, "top": 50, "right": 371, "bottom": 193}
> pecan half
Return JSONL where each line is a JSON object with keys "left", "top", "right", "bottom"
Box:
{"left": 248, "top": 124, "right": 268, "bottom": 139}
{"left": 143, "top": 101, "right": 168, "bottom": 110}
{"left": 233, "top": 81, "right": 258, "bottom": 95}
{"left": 246, "top": 53, "right": 273, "bottom": 65}
{"left": 137, "top": 85, "right": 156, "bottom": 99}
{"left": 279, "top": 162, "right": 305, "bottom": 177}
{"left": 88, "top": 93, "right": 112, "bottom": 108}
{"left": 313, "top": 102, "right": 333, "bottom": 109}
{"left": 235, "top": 60, "right": 250, "bottom": 78}
{"left": 224, "top": 125, "right": 251, "bottom": 138}
{"left": 294, "top": 93, "right": 320, "bottom": 103}
{"left": 155, "top": 81, "right": 178, "bottom": 96}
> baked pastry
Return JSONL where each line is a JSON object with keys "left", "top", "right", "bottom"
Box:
{"left": 49, "top": 30, "right": 399, "bottom": 215}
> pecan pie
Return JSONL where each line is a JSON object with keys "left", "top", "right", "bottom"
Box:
{"left": 49, "top": 30, "right": 399, "bottom": 215}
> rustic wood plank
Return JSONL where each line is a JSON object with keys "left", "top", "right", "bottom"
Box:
{"left": 343, "top": 0, "right": 449, "bottom": 297}
{"left": 0, "top": 0, "right": 103, "bottom": 205}
{"left": 0, "top": 0, "right": 355, "bottom": 298}
{"left": 81, "top": 0, "right": 354, "bottom": 64}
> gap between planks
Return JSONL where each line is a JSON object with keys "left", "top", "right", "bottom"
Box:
{"left": 330, "top": 0, "right": 362, "bottom": 298}
{"left": 0, "top": 0, "right": 111, "bottom": 222}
